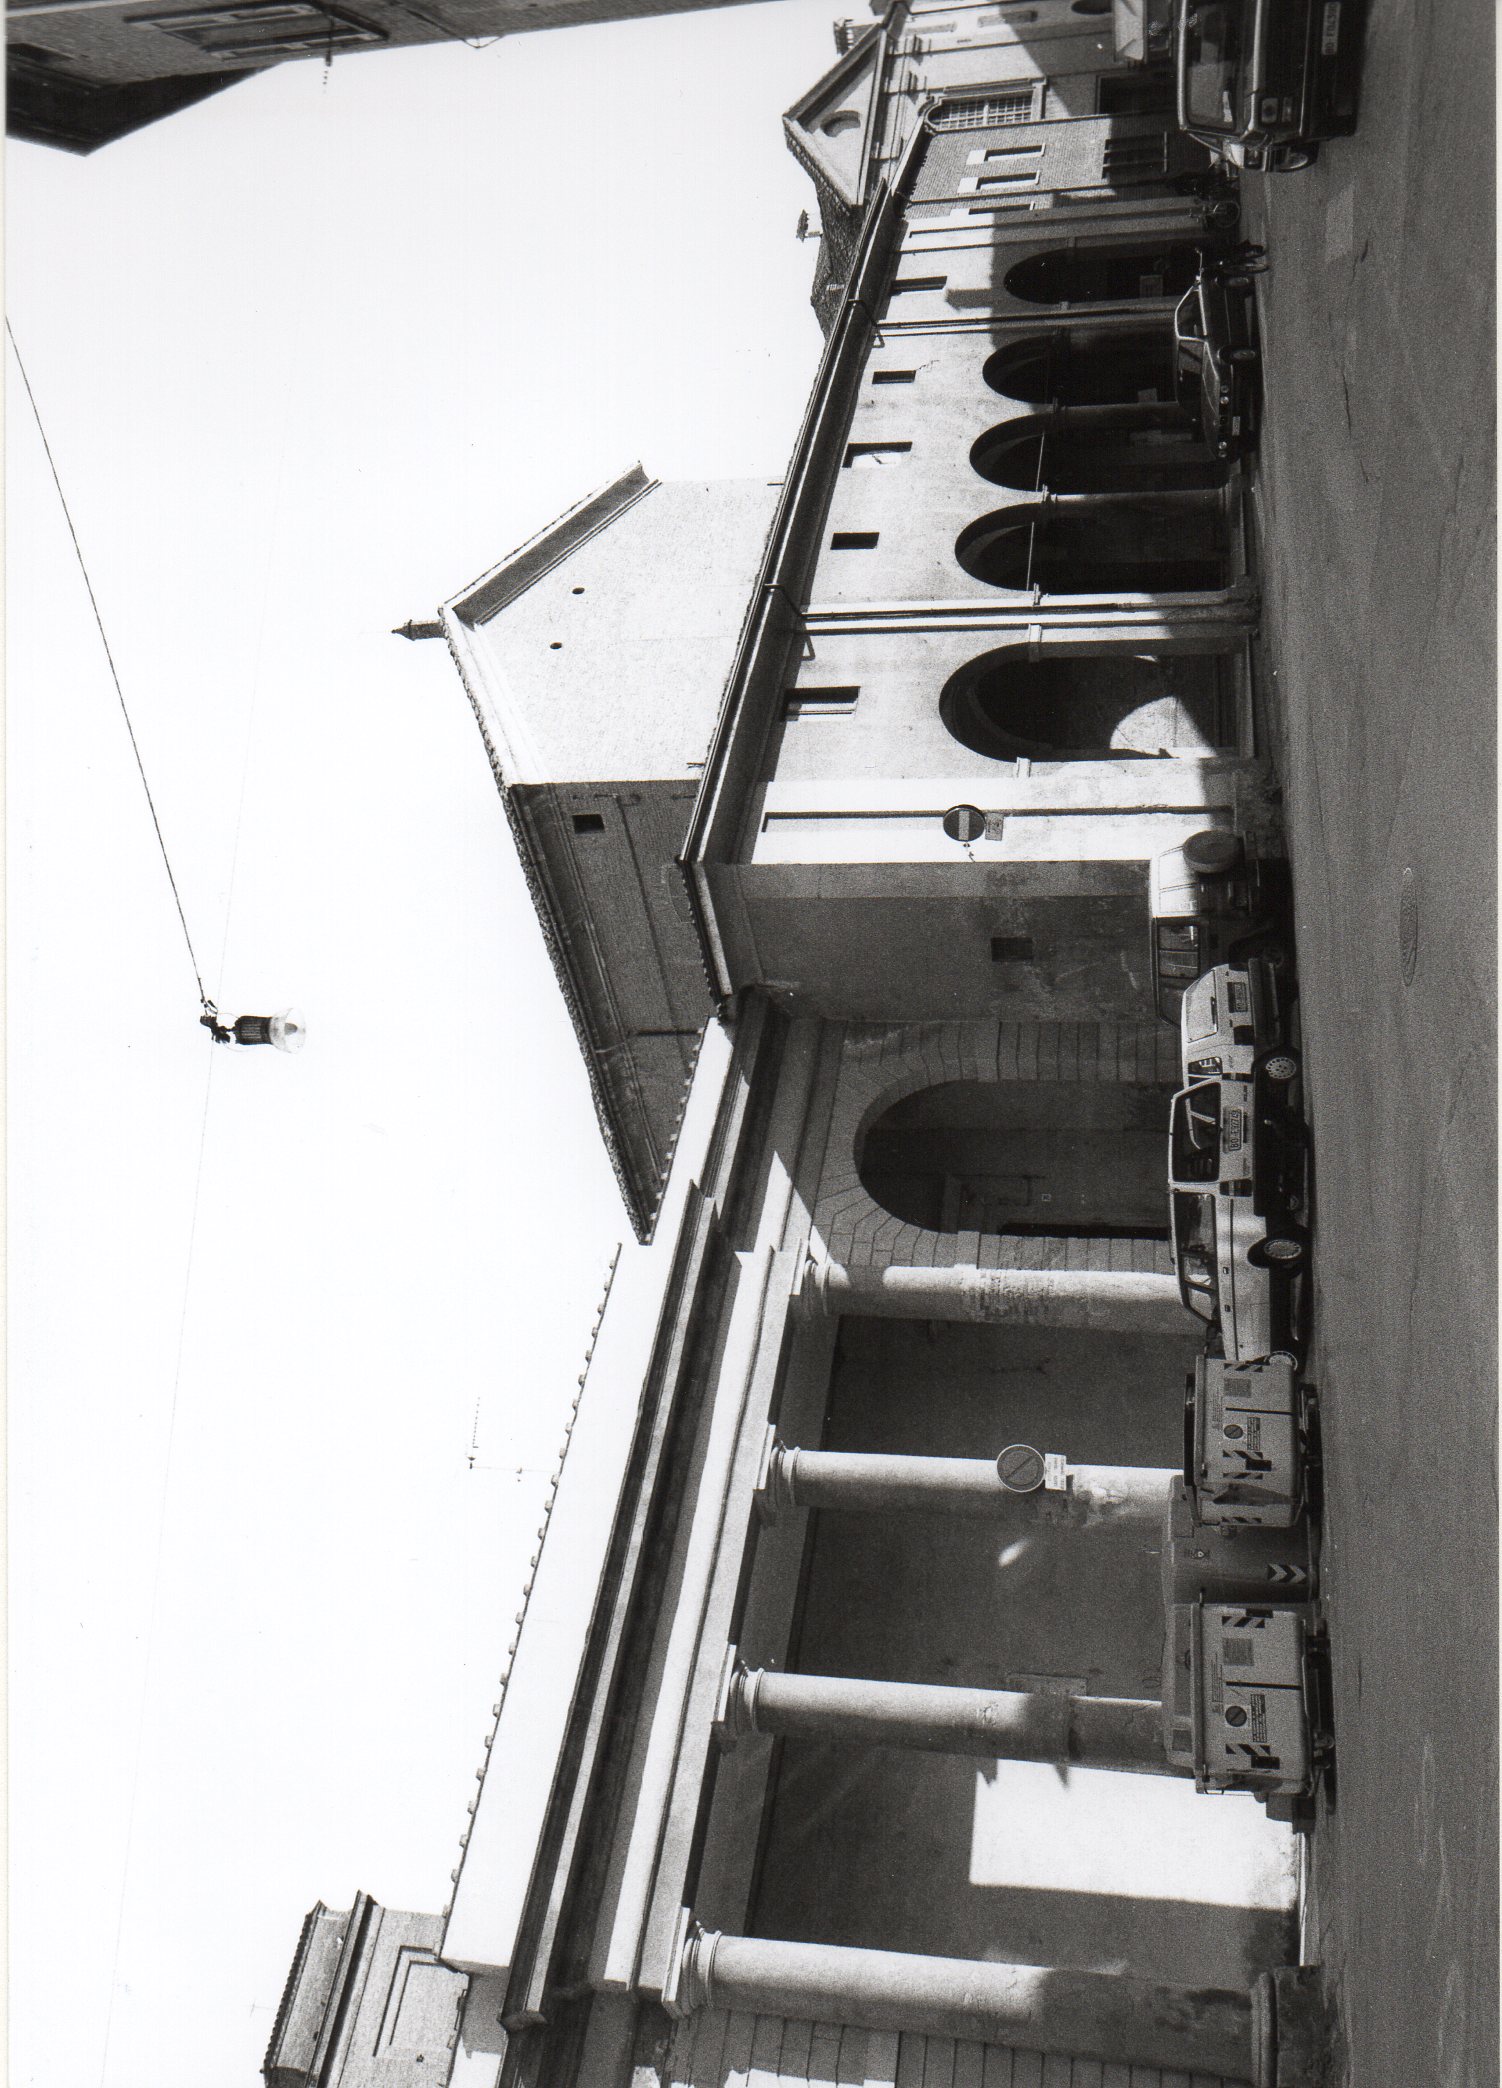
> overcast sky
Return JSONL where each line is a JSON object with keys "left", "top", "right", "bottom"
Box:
{"left": 6, "top": 9, "right": 848, "bottom": 2082}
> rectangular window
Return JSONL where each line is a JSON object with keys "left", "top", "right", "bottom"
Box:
{"left": 974, "top": 171, "right": 1039, "bottom": 189}
{"left": 829, "top": 532, "right": 879, "bottom": 549}
{"left": 1103, "top": 132, "right": 1171, "bottom": 181}
{"left": 930, "top": 89, "right": 1034, "bottom": 130}
{"left": 990, "top": 935, "right": 1035, "bottom": 961}
{"left": 1098, "top": 72, "right": 1177, "bottom": 116}
{"left": 783, "top": 686, "right": 860, "bottom": 717}
{"left": 889, "top": 275, "right": 947, "bottom": 294}
{"left": 844, "top": 441, "right": 912, "bottom": 468}
{"left": 572, "top": 812, "right": 606, "bottom": 834}
{"left": 872, "top": 369, "right": 918, "bottom": 384}
{"left": 973, "top": 142, "right": 1042, "bottom": 160}
{"left": 130, "top": 0, "right": 385, "bottom": 56}
{"left": 969, "top": 201, "right": 1034, "bottom": 214}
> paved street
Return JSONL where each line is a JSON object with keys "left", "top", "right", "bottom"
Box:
{"left": 1242, "top": 3, "right": 1496, "bottom": 2083}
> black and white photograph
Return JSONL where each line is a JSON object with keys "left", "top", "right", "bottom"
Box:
{"left": 7, "top": 3, "right": 1496, "bottom": 2086}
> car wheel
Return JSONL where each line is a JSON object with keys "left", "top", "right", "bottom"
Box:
{"left": 1260, "top": 1050, "right": 1300, "bottom": 1084}
{"left": 1182, "top": 828, "right": 1244, "bottom": 875}
{"left": 1251, "top": 1232, "right": 1307, "bottom": 1271}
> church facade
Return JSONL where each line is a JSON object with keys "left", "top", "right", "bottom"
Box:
{"left": 268, "top": 8, "right": 1328, "bottom": 2086}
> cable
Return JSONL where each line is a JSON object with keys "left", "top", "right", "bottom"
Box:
{"left": 7, "top": 320, "right": 213, "bottom": 1013}
{"left": 92, "top": 1041, "right": 219, "bottom": 2088}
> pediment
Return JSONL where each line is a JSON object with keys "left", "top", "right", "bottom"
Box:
{"left": 783, "top": 25, "right": 885, "bottom": 213}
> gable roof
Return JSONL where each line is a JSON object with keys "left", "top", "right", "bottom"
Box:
{"left": 782, "top": 23, "right": 887, "bottom": 215}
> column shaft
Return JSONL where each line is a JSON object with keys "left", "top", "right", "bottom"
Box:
{"left": 808, "top": 1260, "right": 1184, "bottom": 1332}
{"left": 674, "top": 1928, "right": 1262, "bottom": 2083}
{"left": 769, "top": 1445, "right": 1173, "bottom": 1521}
{"left": 732, "top": 1668, "right": 1176, "bottom": 1775}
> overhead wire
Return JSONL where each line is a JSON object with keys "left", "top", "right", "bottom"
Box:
{"left": 6, "top": 318, "right": 214, "bottom": 1014}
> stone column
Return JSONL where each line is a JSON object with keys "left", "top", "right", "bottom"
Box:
{"left": 720, "top": 1666, "right": 1177, "bottom": 1776}
{"left": 761, "top": 1442, "right": 1174, "bottom": 1522}
{"left": 804, "top": 1257, "right": 1185, "bottom": 1333}
{"left": 668, "top": 1925, "right": 1270, "bottom": 2085}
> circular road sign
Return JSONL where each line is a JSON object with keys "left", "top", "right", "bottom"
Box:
{"left": 996, "top": 1443, "right": 1046, "bottom": 1493}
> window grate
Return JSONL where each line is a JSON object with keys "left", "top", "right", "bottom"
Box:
{"left": 1102, "top": 133, "right": 1171, "bottom": 180}
{"left": 131, "top": 0, "right": 386, "bottom": 55}
{"left": 930, "top": 90, "right": 1034, "bottom": 131}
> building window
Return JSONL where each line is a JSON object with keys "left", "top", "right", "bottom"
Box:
{"left": 844, "top": 441, "right": 913, "bottom": 468}
{"left": 572, "top": 812, "right": 606, "bottom": 834}
{"left": 1102, "top": 133, "right": 1172, "bottom": 182}
{"left": 890, "top": 274, "right": 948, "bottom": 293}
{"left": 130, "top": 0, "right": 386, "bottom": 57}
{"left": 872, "top": 369, "right": 918, "bottom": 384}
{"left": 1098, "top": 72, "right": 1178, "bottom": 115}
{"left": 830, "top": 531, "right": 880, "bottom": 549}
{"left": 929, "top": 89, "right": 1035, "bottom": 130}
{"left": 783, "top": 686, "right": 860, "bottom": 716}
{"left": 991, "top": 936, "right": 1035, "bottom": 961}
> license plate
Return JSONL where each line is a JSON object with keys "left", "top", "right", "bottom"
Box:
{"left": 1321, "top": 1, "right": 1341, "bottom": 55}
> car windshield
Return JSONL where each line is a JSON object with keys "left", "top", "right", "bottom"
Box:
{"left": 1182, "top": 0, "right": 1246, "bottom": 131}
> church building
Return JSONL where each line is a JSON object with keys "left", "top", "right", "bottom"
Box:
{"left": 267, "top": 7, "right": 1326, "bottom": 2085}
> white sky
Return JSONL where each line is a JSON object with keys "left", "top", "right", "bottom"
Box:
{"left": 6, "top": 8, "right": 847, "bottom": 2082}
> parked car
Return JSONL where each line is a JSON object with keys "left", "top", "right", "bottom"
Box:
{"left": 1174, "top": 248, "right": 1266, "bottom": 459}
{"left": 1180, "top": 957, "right": 1297, "bottom": 1083}
{"left": 1175, "top": 0, "right": 1363, "bottom": 172}
{"left": 1149, "top": 826, "right": 1291, "bottom": 1024}
{"left": 1169, "top": 1069, "right": 1307, "bottom": 1360}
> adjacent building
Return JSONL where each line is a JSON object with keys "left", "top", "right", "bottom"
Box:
{"left": 6, "top": 0, "right": 764, "bottom": 154}
{"left": 271, "top": 8, "right": 1322, "bottom": 2086}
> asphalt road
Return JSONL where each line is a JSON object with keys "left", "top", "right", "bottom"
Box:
{"left": 1238, "top": 4, "right": 1497, "bottom": 2083}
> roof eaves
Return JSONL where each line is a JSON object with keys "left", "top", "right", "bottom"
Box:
{"left": 439, "top": 606, "right": 656, "bottom": 1239}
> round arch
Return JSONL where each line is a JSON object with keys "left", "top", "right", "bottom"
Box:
{"left": 938, "top": 644, "right": 1232, "bottom": 760}
{"left": 858, "top": 1079, "right": 1171, "bottom": 1235}
{"left": 970, "top": 412, "right": 1227, "bottom": 495}
{"left": 955, "top": 498, "right": 1229, "bottom": 594}
{"left": 984, "top": 330, "right": 1175, "bottom": 406}
{"left": 1002, "top": 245, "right": 1202, "bottom": 307}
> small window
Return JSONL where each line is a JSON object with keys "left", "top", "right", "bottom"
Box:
{"left": 890, "top": 275, "right": 947, "bottom": 294}
{"left": 970, "top": 201, "right": 1034, "bottom": 215}
{"left": 844, "top": 441, "right": 912, "bottom": 468}
{"left": 979, "top": 143, "right": 1043, "bottom": 160}
{"left": 1103, "top": 133, "right": 1171, "bottom": 180}
{"left": 131, "top": 0, "right": 384, "bottom": 56}
{"left": 572, "top": 812, "right": 606, "bottom": 834}
{"left": 975, "top": 172, "right": 1039, "bottom": 189}
{"left": 990, "top": 935, "right": 1035, "bottom": 961}
{"left": 872, "top": 369, "right": 918, "bottom": 384}
{"left": 830, "top": 531, "right": 880, "bottom": 550}
{"left": 784, "top": 686, "right": 860, "bottom": 717}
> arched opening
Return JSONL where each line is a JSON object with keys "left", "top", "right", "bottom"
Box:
{"left": 984, "top": 331, "right": 1175, "bottom": 406}
{"left": 955, "top": 497, "right": 1229, "bottom": 593}
{"left": 859, "top": 1079, "right": 1171, "bottom": 1234}
{"left": 939, "top": 646, "right": 1234, "bottom": 759}
{"left": 1003, "top": 245, "right": 1202, "bottom": 307}
{"left": 970, "top": 411, "right": 1227, "bottom": 494}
